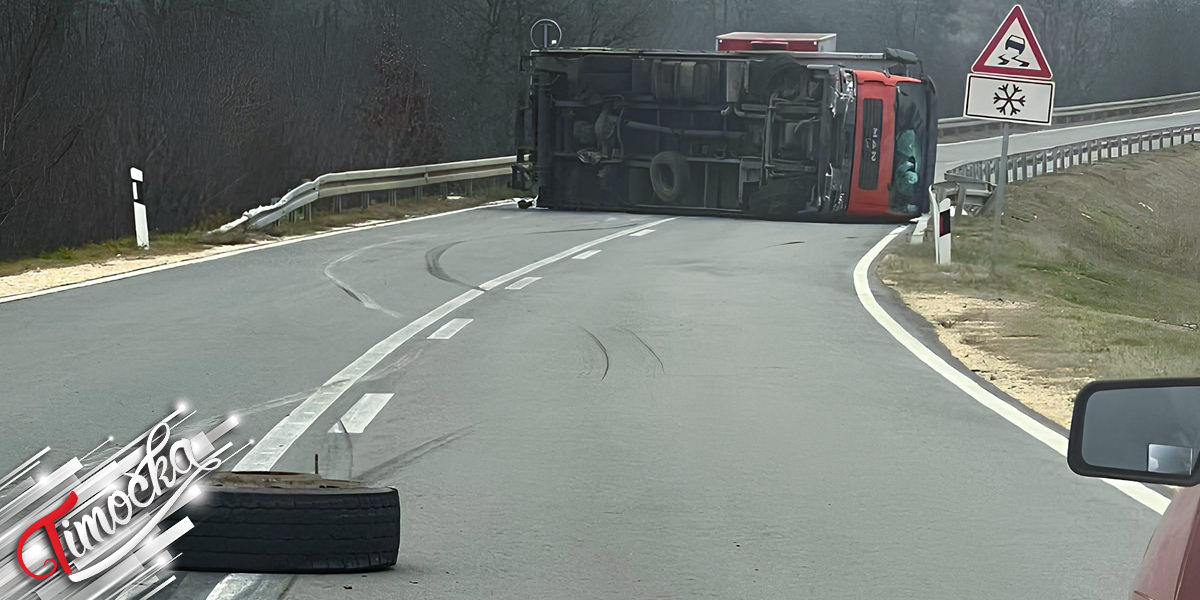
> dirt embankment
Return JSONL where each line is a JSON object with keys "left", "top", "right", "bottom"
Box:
{"left": 882, "top": 144, "right": 1200, "bottom": 428}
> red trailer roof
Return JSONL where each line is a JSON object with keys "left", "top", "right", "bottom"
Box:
{"left": 716, "top": 32, "right": 836, "bottom": 52}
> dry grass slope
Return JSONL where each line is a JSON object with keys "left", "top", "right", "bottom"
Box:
{"left": 882, "top": 143, "right": 1200, "bottom": 428}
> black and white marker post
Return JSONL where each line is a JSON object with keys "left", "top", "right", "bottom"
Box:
{"left": 934, "top": 192, "right": 953, "bottom": 265}
{"left": 130, "top": 167, "right": 148, "bottom": 249}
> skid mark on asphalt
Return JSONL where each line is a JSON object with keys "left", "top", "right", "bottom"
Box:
{"left": 425, "top": 241, "right": 484, "bottom": 291}
{"left": 579, "top": 326, "right": 611, "bottom": 380}
{"left": 238, "top": 218, "right": 672, "bottom": 471}
{"left": 527, "top": 223, "right": 640, "bottom": 235}
{"left": 323, "top": 239, "right": 410, "bottom": 319}
{"left": 354, "top": 348, "right": 424, "bottom": 386}
{"left": 173, "top": 390, "right": 311, "bottom": 448}
{"left": 359, "top": 425, "right": 475, "bottom": 481}
{"left": 620, "top": 327, "right": 665, "bottom": 373}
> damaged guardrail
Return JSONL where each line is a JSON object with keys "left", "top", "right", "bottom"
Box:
{"left": 215, "top": 156, "right": 514, "bottom": 232}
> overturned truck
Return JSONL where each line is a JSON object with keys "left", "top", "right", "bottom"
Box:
{"left": 511, "top": 32, "right": 938, "bottom": 221}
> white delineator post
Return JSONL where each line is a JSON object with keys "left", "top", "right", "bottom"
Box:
{"left": 131, "top": 167, "right": 148, "bottom": 249}
{"left": 934, "top": 197, "right": 952, "bottom": 265}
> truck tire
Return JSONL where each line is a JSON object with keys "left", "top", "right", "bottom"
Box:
{"left": 649, "top": 151, "right": 691, "bottom": 204}
{"left": 162, "top": 472, "right": 400, "bottom": 574}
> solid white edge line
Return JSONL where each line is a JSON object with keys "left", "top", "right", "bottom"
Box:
{"left": 331, "top": 393, "right": 394, "bottom": 434}
{"left": 505, "top": 276, "right": 541, "bottom": 290}
{"left": 0, "top": 200, "right": 516, "bottom": 305}
{"left": 428, "top": 318, "right": 473, "bottom": 340}
{"left": 571, "top": 249, "right": 602, "bottom": 260}
{"left": 235, "top": 216, "right": 671, "bottom": 472}
{"left": 629, "top": 229, "right": 655, "bottom": 237}
{"left": 854, "top": 226, "right": 1170, "bottom": 515}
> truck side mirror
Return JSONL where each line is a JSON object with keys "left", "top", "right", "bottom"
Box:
{"left": 1068, "top": 378, "right": 1200, "bottom": 486}
{"left": 883, "top": 48, "right": 919, "bottom": 64}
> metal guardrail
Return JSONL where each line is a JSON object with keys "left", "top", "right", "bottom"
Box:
{"left": 218, "top": 90, "right": 1200, "bottom": 232}
{"left": 947, "top": 125, "right": 1200, "bottom": 186}
{"left": 938, "top": 90, "right": 1200, "bottom": 137}
{"left": 215, "top": 156, "right": 515, "bottom": 232}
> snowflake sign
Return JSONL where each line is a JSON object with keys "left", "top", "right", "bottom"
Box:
{"left": 992, "top": 83, "right": 1027, "bottom": 116}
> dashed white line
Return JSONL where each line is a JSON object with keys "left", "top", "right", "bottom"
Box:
{"left": 329, "top": 393, "right": 394, "bottom": 434}
{"left": 215, "top": 215, "right": 675, "bottom": 600}
{"left": 235, "top": 216, "right": 673, "bottom": 473}
{"left": 572, "top": 250, "right": 602, "bottom": 260}
{"left": 428, "top": 318, "right": 473, "bottom": 340}
{"left": 854, "top": 225, "right": 1169, "bottom": 515}
{"left": 629, "top": 229, "right": 655, "bottom": 237}
{"left": 505, "top": 276, "right": 541, "bottom": 290}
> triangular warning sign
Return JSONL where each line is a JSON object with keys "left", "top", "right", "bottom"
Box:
{"left": 971, "top": 4, "right": 1053, "bottom": 79}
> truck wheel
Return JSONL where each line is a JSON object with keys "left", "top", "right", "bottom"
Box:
{"left": 649, "top": 151, "right": 691, "bottom": 204}
{"left": 517, "top": 199, "right": 533, "bottom": 209}
{"left": 162, "top": 472, "right": 400, "bottom": 574}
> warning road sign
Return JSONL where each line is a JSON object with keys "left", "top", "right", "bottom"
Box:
{"left": 964, "top": 73, "right": 1054, "bottom": 125}
{"left": 971, "top": 4, "right": 1053, "bottom": 80}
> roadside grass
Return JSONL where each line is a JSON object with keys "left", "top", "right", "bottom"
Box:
{"left": 0, "top": 182, "right": 516, "bottom": 279}
{"left": 881, "top": 143, "right": 1200, "bottom": 425}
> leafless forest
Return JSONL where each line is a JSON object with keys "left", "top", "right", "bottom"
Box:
{"left": 0, "top": 0, "right": 1190, "bottom": 256}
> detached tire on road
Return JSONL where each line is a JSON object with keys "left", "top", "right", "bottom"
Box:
{"left": 649, "top": 151, "right": 691, "bottom": 204}
{"left": 163, "top": 472, "right": 400, "bottom": 574}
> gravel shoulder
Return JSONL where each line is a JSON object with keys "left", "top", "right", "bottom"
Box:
{"left": 882, "top": 144, "right": 1200, "bottom": 428}
{"left": 0, "top": 194, "right": 509, "bottom": 300}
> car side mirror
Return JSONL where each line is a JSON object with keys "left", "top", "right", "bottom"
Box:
{"left": 1068, "top": 378, "right": 1200, "bottom": 486}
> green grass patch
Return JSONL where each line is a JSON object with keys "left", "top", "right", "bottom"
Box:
{"left": 0, "top": 182, "right": 517, "bottom": 279}
{"left": 882, "top": 143, "right": 1200, "bottom": 387}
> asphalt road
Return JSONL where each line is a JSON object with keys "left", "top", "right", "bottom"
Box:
{"left": 2, "top": 112, "right": 1193, "bottom": 599}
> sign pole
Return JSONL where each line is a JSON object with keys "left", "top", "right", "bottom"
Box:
{"left": 989, "top": 123, "right": 1011, "bottom": 270}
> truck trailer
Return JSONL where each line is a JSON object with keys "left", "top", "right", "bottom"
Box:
{"left": 511, "top": 32, "right": 938, "bottom": 222}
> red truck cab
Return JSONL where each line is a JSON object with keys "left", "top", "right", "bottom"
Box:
{"left": 846, "top": 70, "right": 931, "bottom": 218}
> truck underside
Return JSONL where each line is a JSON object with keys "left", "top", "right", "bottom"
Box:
{"left": 512, "top": 47, "right": 937, "bottom": 222}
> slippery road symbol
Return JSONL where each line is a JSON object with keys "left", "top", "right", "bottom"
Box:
{"left": 993, "top": 83, "right": 1026, "bottom": 116}
{"left": 998, "top": 34, "right": 1032, "bottom": 68}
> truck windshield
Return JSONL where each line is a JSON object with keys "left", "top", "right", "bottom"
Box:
{"left": 892, "top": 81, "right": 930, "bottom": 213}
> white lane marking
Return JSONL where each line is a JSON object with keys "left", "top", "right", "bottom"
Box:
{"left": 572, "top": 250, "right": 602, "bottom": 260}
{"left": 629, "top": 229, "right": 655, "bottom": 237}
{"left": 235, "top": 217, "right": 672, "bottom": 472}
{"left": 479, "top": 218, "right": 673, "bottom": 291}
{"left": 854, "top": 226, "right": 1169, "bottom": 515}
{"left": 428, "top": 318, "right": 473, "bottom": 340}
{"left": 0, "top": 201, "right": 516, "bottom": 305}
{"left": 328, "top": 393, "right": 394, "bottom": 434}
{"left": 505, "top": 276, "right": 541, "bottom": 290}
{"left": 234, "top": 289, "right": 482, "bottom": 471}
